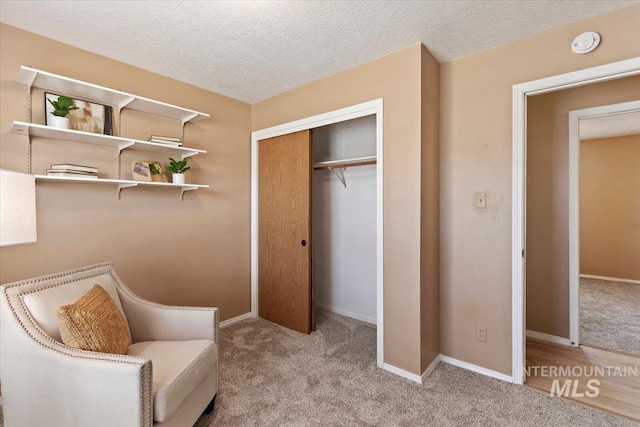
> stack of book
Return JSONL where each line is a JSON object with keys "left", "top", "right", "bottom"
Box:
{"left": 148, "top": 135, "right": 182, "bottom": 147}
{"left": 46, "top": 164, "right": 99, "bottom": 179}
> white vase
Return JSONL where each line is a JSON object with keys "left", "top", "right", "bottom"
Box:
{"left": 49, "top": 115, "right": 69, "bottom": 129}
{"left": 172, "top": 173, "right": 185, "bottom": 185}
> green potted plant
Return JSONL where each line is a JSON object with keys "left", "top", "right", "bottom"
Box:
{"left": 166, "top": 157, "right": 190, "bottom": 185}
{"left": 47, "top": 95, "right": 78, "bottom": 129}
{"left": 149, "top": 161, "right": 167, "bottom": 183}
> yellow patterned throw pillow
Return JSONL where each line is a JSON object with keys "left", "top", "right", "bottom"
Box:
{"left": 56, "top": 284, "right": 132, "bottom": 354}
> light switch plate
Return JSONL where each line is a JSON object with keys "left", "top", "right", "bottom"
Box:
{"left": 475, "top": 192, "right": 487, "bottom": 209}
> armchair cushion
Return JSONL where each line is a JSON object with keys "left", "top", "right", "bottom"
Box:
{"left": 21, "top": 272, "right": 127, "bottom": 343}
{"left": 127, "top": 340, "right": 217, "bottom": 423}
{"left": 57, "top": 284, "right": 132, "bottom": 354}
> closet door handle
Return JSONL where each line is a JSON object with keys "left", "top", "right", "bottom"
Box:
{"left": 301, "top": 240, "right": 307, "bottom": 247}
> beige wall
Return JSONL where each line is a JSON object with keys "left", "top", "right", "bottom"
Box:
{"left": 526, "top": 77, "right": 640, "bottom": 338}
{"left": 440, "top": 5, "right": 640, "bottom": 374}
{"left": 0, "top": 24, "right": 252, "bottom": 321}
{"left": 580, "top": 134, "right": 640, "bottom": 281}
{"left": 420, "top": 45, "right": 440, "bottom": 371}
{"left": 2, "top": 3, "right": 639, "bottom": 379}
{"left": 253, "top": 44, "right": 438, "bottom": 375}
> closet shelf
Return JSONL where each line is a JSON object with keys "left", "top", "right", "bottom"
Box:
{"left": 314, "top": 155, "right": 377, "bottom": 189}
{"left": 10, "top": 121, "right": 206, "bottom": 159}
{"left": 34, "top": 174, "right": 209, "bottom": 201}
{"left": 313, "top": 155, "right": 377, "bottom": 170}
{"left": 17, "top": 66, "right": 209, "bottom": 124}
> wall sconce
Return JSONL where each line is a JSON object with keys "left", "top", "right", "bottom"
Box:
{"left": 0, "top": 170, "right": 37, "bottom": 246}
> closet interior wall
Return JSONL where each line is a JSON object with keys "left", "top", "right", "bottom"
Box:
{"left": 313, "top": 115, "right": 377, "bottom": 324}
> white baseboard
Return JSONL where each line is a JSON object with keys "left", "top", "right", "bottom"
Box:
{"left": 580, "top": 274, "right": 640, "bottom": 285}
{"left": 382, "top": 363, "right": 423, "bottom": 384}
{"left": 421, "top": 355, "right": 441, "bottom": 382}
{"left": 220, "top": 312, "right": 253, "bottom": 328}
{"left": 382, "top": 356, "right": 442, "bottom": 385}
{"left": 316, "top": 304, "right": 376, "bottom": 325}
{"left": 526, "top": 330, "right": 573, "bottom": 346}
{"left": 440, "top": 355, "right": 513, "bottom": 383}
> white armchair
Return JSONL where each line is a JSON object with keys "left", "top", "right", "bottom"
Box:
{"left": 0, "top": 262, "right": 218, "bottom": 427}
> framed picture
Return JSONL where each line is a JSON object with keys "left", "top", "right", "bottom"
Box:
{"left": 148, "top": 161, "right": 168, "bottom": 183}
{"left": 131, "top": 161, "right": 151, "bottom": 182}
{"left": 45, "top": 92, "right": 113, "bottom": 135}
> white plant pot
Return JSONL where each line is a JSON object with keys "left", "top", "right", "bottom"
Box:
{"left": 172, "top": 173, "right": 185, "bottom": 185}
{"left": 49, "top": 115, "right": 69, "bottom": 129}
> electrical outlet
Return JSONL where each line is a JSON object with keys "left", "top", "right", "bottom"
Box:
{"left": 476, "top": 326, "right": 487, "bottom": 343}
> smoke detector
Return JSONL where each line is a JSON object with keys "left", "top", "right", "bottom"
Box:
{"left": 572, "top": 32, "right": 601, "bottom": 54}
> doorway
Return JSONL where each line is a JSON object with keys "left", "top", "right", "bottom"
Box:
{"left": 568, "top": 102, "right": 640, "bottom": 354}
{"left": 511, "top": 57, "right": 640, "bottom": 385}
{"left": 513, "top": 60, "right": 640, "bottom": 422}
{"left": 250, "top": 99, "right": 384, "bottom": 367}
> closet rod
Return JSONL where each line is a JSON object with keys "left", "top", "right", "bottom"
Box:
{"left": 313, "top": 155, "right": 377, "bottom": 170}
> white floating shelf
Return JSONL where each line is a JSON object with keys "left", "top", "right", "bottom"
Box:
{"left": 35, "top": 175, "right": 127, "bottom": 185}
{"left": 34, "top": 175, "right": 209, "bottom": 201}
{"left": 17, "top": 66, "right": 209, "bottom": 124}
{"left": 34, "top": 175, "right": 208, "bottom": 188}
{"left": 10, "top": 121, "right": 206, "bottom": 159}
{"left": 11, "top": 121, "right": 133, "bottom": 150}
{"left": 126, "top": 96, "right": 203, "bottom": 124}
{"left": 132, "top": 139, "right": 205, "bottom": 158}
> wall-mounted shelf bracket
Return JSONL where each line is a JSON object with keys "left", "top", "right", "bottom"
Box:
{"left": 23, "top": 71, "right": 37, "bottom": 94}
{"left": 328, "top": 166, "right": 347, "bottom": 188}
{"left": 117, "top": 141, "right": 136, "bottom": 152}
{"left": 117, "top": 95, "right": 136, "bottom": 110}
{"left": 116, "top": 182, "right": 137, "bottom": 199}
{"left": 181, "top": 112, "right": 199, "bottom": 126}
{"left": 180, "top": 185, "right": 199, "bottom": 201}
{"left": 181, "top": 151, "right": 200, "bottom": 160}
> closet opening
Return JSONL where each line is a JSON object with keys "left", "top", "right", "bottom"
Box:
{"left": 251, "top": 99, "right": 384, "bottom": 368}
{"left": 312, "top": 115, "right": 378, "bottom": 352}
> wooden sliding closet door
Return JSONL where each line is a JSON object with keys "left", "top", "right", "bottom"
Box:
{"left": 259, "top": 130, "right": 313, "bottom": 334}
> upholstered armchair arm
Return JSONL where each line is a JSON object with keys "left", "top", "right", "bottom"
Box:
{"left": 1, "top": 290, "right": 153, "bottom": 427}
{"left": 116, "top": 285, "right": 219, "bottom": 344}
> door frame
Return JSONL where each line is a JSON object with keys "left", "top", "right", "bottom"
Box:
{"left": 568, "top": 100, "right": 640, "bottom": 346}
{"left": 251, "top": 98, "right": 384, "bottom": 367}
{"left": 511, "top": 57, "right": 640, "bottom": 385}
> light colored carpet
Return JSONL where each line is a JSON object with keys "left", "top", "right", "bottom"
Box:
{"left": 194, "top": 310, "right": 633, "bottom": 426}
{"left": 0, "top": 310, "right": 634, "bottom": 426}
{"left": 580, "top": 278, "right": 640, "bottom": 356}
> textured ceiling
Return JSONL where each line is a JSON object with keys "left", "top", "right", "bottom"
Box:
{"left": 580, "top": 111, "right": 640, "bottom": 140}
{"left": 0, "top": 1, "right": 637, "bottom": 103}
